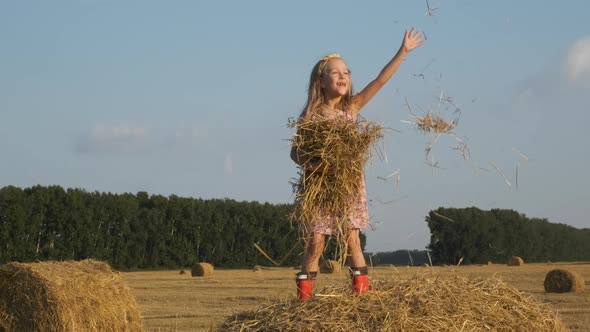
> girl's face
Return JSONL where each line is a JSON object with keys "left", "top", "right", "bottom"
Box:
{"left": 320, "top": 58, "right": 350, "bottom": 98}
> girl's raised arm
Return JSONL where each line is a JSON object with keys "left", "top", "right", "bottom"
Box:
{"left": 351, "top": 28, "right": 424, "bottom": 114}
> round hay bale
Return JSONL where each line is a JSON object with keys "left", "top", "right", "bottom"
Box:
{"left": 0, "top": 259, "right": 144, "bottom": 332}
{"left": 252, "top": 266, "right": 262, "bottom": 272}
{"left": 319, "top": 260, "right": 342, "bottom": 274}
{"left": 508, "top": 256, "right": 524, "bottom": 266}
{"left": 218, "top": 273, "right": 567, "bottom": 331}
{"left": 191, "top": 262, "right": 214, "bottom": 277}
{"left": 544, "top": 269, "right": 585, "bottom": 293}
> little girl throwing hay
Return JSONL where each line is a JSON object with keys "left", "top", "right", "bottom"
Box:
{"left": 290, "top": 28, "right": 424, "bottom": 300}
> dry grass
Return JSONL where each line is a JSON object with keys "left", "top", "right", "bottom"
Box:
{"left": 124, "top": 263, "right": 590, "bottom": 332}
{"left": 220, "top": 273, "right": 566, "bottom": 331}
{"left": 415, "top": 112, "right": 456, "bottom": 133}
{"left": 289, "top": 117, "right": 383, "bottom": 261}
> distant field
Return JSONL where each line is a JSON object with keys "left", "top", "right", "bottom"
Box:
{"left": 123, "top": 263, "right": 590, "bottom": 331}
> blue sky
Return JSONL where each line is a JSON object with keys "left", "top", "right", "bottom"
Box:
{"left": 1, "top": 1, "right": 589, "bottom": 252}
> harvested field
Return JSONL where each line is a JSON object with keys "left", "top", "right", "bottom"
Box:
{"left": 124, "top": 262, "right": 590, "bottom": 331}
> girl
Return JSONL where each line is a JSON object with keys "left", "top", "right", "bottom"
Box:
{"left": 290, "top": 28, "right": 424, "bottom": 300}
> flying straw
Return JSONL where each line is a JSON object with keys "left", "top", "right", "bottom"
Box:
{"left": 489, "top": 161, "right": 511, "bottom": 188}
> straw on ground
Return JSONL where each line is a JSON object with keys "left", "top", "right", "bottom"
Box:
{"left": 219, "top": 272, "right": 567, "bottom": 332}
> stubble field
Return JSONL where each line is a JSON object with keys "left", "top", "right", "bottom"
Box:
{"left": 123, "top": 262, "right": 590, "bottom": 331}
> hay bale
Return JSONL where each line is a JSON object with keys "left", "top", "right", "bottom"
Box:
{"left": 508, "top": 256, "right": 524, "bottom": 266}
{"left": 218, "top": 273, "right": 566, "bottom": 332}
{"left": 544, "top": 269, "right": 585, "bottom": 293}
{"left": 0, "top": 259, "right": 144, "bottom": 332}
{"left": 319, "top": 260, "right": 342, "bottom": 274}
{"left": 252, "top": 266, "right": 263, "bottom": 272}
{"left": 191, "top": 262, "right": 214, "bottom": 277}
{"left": 487, "top": 261, "right": 493, "bottom": 266}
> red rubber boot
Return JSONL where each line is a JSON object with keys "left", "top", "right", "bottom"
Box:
{"left": 353, "top": 274, "right": 370, "bottom": 293}
{"left": 295, "top": 271, "right": 317, "bottom": 300}
{"left": 350, "top": 266, "right": 369, "bottom": 294}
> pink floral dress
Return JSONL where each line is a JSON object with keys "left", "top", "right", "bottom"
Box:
{"left": 307, "top": 109, "right": 369, "bottom": 235}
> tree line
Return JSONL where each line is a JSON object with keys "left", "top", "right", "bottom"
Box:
{"left": 2, "top": 186, "right": 586, "bottom": 269}
{"left": 426, "top": 207, "right": 590, "bottom": 265}
{"left": 367, "top": 250, "right": 430, "bottom": 266}
{"left": 0, "top": 185, "right": 306, "bottom": 269}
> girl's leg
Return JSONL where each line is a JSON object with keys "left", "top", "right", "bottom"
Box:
{"left": 347, "top": 228, "right": 366, "bottom": 267}
{"left": 303, "top": 233, "right": 325, "bottom": 272}
{"left": 347, "top": 228, "right": 369, "bottom": 293}
{"left": 296, "top": 233, "right": 325, "bottom": 300}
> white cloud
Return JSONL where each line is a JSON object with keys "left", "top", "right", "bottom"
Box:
{"left": 511, "top": 37, "right": 590, "bottom": 112}
{"left": 566, "top": 36, "right": 590, "bottom": 81}
{"left": 76, "top": 124, "right": 217, "bottom": 155}
{"left": 76, "top": 125, "right": 152, "bottom": 154}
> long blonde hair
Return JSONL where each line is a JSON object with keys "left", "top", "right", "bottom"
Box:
{"left": 300, "top": 53, "right": 354, "bottom": 119}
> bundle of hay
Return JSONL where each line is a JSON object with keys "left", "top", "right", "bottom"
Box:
{"left": 508, "top": 256, "right": 524, "bottom": 266}
{"left": 289, "top": 116, "right": 382, "bottom": 258}
{"left": 0, "top": 259, "right": 143, "bottom": 332}
{"left": 218, "top": 273, "right": 566, "bottom": 332}
{"left": 415, "top": 112, "right": 456, "bottom": 134}
{"left": 252, "top": 266, "right": 262, "bottom": 272}
{"left": 544, "top": 269, "right": 585, "bottom": 293}
{"left": 319, "top": 260, "right": 342, "bottom": 274}
{"left": 191, "top": 262, "right": 214, "bottom": 277}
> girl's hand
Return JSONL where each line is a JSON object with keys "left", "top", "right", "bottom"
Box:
{"left": 402, "top": 27, "right": 424, "bottom": 53}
